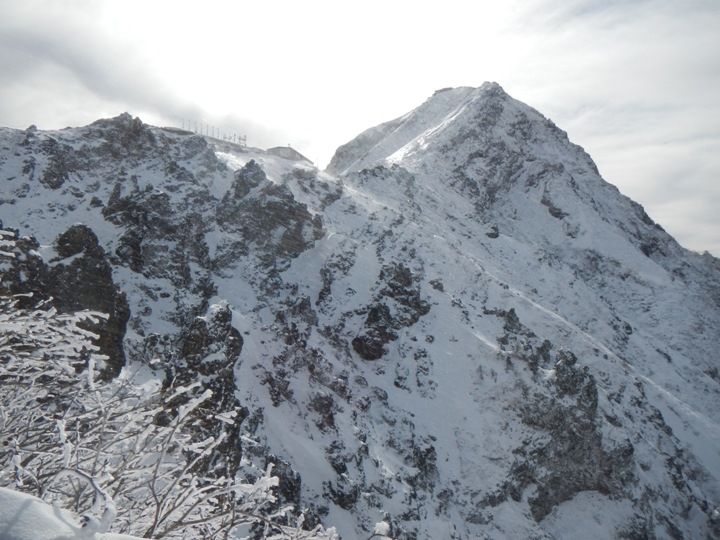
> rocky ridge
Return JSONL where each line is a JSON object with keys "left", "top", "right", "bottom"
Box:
{"left": 1, "top": 85, "right": 719, "bottom": 539}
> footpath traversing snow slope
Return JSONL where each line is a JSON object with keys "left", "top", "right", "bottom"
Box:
{"left": 1, "top": 84, "right": 719, "bottom": 538}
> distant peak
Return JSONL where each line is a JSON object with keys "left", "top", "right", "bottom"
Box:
{"left": 89, "top": 113, "right": 145, "bottom": 131}
{"left": 479, "top": 81, "right": 508, "bottom": 97}
{"left": 432, "top": 82, "right": 506, "bottom": 97}
{"left": 327, "top": 82, "right": 517, "bottom": 175}
{"left": 432, "top": 82, "right": 507, "bottom": 98}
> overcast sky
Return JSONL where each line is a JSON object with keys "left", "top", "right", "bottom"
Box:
{"left": 1, "top": 0, "right": 718, "bottom": 255}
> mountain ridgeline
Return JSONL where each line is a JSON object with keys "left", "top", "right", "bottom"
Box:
{"left": 1, "top": 82, "right": 719, "bottom": 539}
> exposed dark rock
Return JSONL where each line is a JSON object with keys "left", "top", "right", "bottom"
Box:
{"left": 0, "top": 229, "right": 50, "bottom": 305}
{"left": 224, "top": 159, "right": 267, "bottom": 199}
{"left": 353, "top": 304, "right": 398, "bottom": 360}
{"left": 48, "top": 225, "right": 130, "bottom": 377}
{"left": 0, "top": 224, "right": 129, "bottom": 378}
{"left": 115, "top": 229, "right": 144, "bottom": 273}
{"left": 216, "top": 160, "right": 324, "bottom": 270}
{"left": 166, "top": 301, "right": 247, "bottom": 473}
{"left": 541, "top": 193, "right": 568, "bottom": 219}
{"left": 325, "top": 476, "right": 360, "bottom": 510}
{"left": 284, "top": 167, "right": 343, "bottom": 209}
{"left": 40, "top": 137, "right": 78, "bottom": 190}
{"left": 487, "top": 307, "right": 537, "bottom": 351}
{"left": 266, "top": 455, "right": 302, "bottom": 508}
{"left": 407, "top": 443, "right": 438, "bottom": 491}
{"left": 103, "top": 182, "right": 213, "bottom": 301}
{"left": 178, "top": 301, "right": 243, "bottom": 376}
{"left": 260, "top": 368, "right": 294, "bottom": 406}
{"left": 310, "top": 393, "right": 337, "bottom": 430}
{"left": 352, "top": 263, "right": 430, "bottom": 360}
{"left": 92, "top": 114, "right": 158, "bottom": 162}
{"left": 316, "top": 248, "right": 356, "bottom": 308}
{"left": 515, "top": 352, "right": 631, "bottom": 521}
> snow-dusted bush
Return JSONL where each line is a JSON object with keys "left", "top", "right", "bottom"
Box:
{"left": 0, "top": 232, "right": 338, "bottom": 539}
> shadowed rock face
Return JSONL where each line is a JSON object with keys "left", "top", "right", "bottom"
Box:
{"left": 216, "top": 160, "right": 324, "bottom": 267}
{"left": 0, "top": 224, "right": 129, "bottom": 378}
{"left": 171, "top": 301, "right": 247, "bottom": 474}
{"left": 0, "top": 227, "right": 49, "bottom": 304}
{"left": 179, "top": 301, "right": 244, "bottom": 377}
{"left": 519, "top": 359, "right": 633, "bottom": 522}
{"left": 48, "top": 225, "right": 130, "bottom": 378}
{"left": 353, "top": 263, "right": 431, "bottom": 361}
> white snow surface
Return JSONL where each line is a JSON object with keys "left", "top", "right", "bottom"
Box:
{"left": 1, "top": 87, "right": 720, "bottom": 539}
{"left": 0, "top": 487, "right": 143, "bottom": 540}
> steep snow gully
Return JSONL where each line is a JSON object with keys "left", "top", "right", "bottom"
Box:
{"left": 1, "top": 82, "right": 720, "bottom": 539}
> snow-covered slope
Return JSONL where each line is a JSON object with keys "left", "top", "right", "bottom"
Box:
{"left": 0, "top": 487, "right": 143, "bottom": 540}
{"left": 1, "top": 85, "right": 720, "bottom": 539}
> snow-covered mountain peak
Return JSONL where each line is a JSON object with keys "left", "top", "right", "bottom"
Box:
{"left": 328, "top": 83, "right": 679, "bottom": 280}
{"left": 327, "top": 81, "right": 578, "bottom": 178}
{"left": 2, "top": 89, "right": 720, "bottom": 539}
{"left": 325, "top": 85, "right": 477, "bottom": 175}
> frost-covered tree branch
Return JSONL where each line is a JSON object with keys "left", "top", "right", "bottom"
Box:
{"left": 0, "top": 231, "right": 339, "bottom": 539}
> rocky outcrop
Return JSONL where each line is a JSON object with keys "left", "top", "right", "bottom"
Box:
{"left": 48, "top": 225, "right": 130, "bottom": 377}
{"left": 178, "top": 300, "right": 243, "bottom": 380}
{"left": 104, "top": 183, "right": 212, "bottom": 288}
{"left": 516, "top": 353, "right": 634, "bottom": 522}
{"left": 352, "top": 263, "right": 431, "bottom": 360}
{"left": 164, "top": 301, "right": 247, "bottom": 473}
{"left": 216, "top": 160, "right": 324, "bottom": 268}
{"left": 0, "top": 227, "right": 49, "bottom": 304}
{"left": 0, "top": 223, "right": 129, "bottom": 378}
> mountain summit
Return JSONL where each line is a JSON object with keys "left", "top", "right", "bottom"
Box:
{"left": 1, "top": 85, "right": 719, "bottom": 539}
{"left": 328, "top": 82, "right": 591, "bottom": 176}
